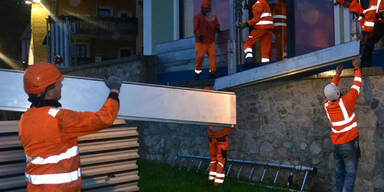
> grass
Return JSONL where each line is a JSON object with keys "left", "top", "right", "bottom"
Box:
{"left": 138, "top": 159, "right": 290, "bottom": 192}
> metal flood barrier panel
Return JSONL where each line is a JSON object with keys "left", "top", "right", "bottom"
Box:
{"left": 214, "top": 41, "right": 360, "bottom": 90}
{"left": 0, "top": 68, "right": 236, "bottom": 127}
{"left": 0, "top": 120, "right": 139, "bottom": 192}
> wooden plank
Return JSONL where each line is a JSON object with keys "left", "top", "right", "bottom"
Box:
{"left": 0, "top": 162, "right": 25, "bottom": 177}
{"left": 0, "top": 150, "right": 25, "bottom": 163}
{"left": 79, "top": 127, "right": 137, "bottom": 141}
{"left": 0, "top": 121, "right": 19, "bottom": 133}
{"left": 0, "top": 135, "right": 22, "bottom": 149}
{"left": 81, "top": 149, "right": 139, "bottom": 165}
{"left": 82, "top": 173, "right": 139, "bottom": 190}
{"left": 0, "top": 176, "right": 26, "bottom": 191}
{"left": 79, "top": 139, "right": 138, "bottom": 153}
{"left": 82, "top": 160, "right": 137, "bottom": 177}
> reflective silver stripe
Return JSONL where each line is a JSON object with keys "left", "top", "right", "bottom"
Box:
{"left": 209, "top": 176, "right": 215, "bottom": 180}
{"left": 351, "top": 85, "right": 360, "bottom": 94}
{"left": 210, "top": 161, "right": 216, "bottom": 164}
{"left": 260, "top": 13, "right": 272, "bottom": 18}
{"left": 218, "top": 162, "right": 224, "bottom": 167}
{"left": 244, "top": 48, "right": 252, "bottom": 53}
{"left": 339, "top": 98, "right": 349, "bottom": 120}
{"left": 261, "top": 58, "right": 270, "bottom": 62}
{"left": 26, "top": 146, "right": 79, "bottom": 165}
{"left": 364, "top": 21, "right": 375, "bottom": 27}
{"left": 209, "top": 127, "right": 226, "bottom": 133}
{"left": 214, "top": 178, "right": 224, "bottom": 183}
{"left": 256, "top": 20, "right": 274, "bottom": 25}
{"left": 325, "top": 99, "right": 356, "bottom": 127}
{"left": 25, "top": 168, "right": 81, "bottom": 185}
{"left": 216, "top": 173, "right": 225, "bottom": 178}
{"left": 245, "top": 53, "right": 253, "bottom": 58}
{"left": 324, "top": 102, "right": 332, "bottom": 123}
{"left": 209, "top": 171, "right": 217, "bottom": 176}
{"left": 274, "top": 23, "right": 287, "bottom": 27}
{"left": 377, "top": 0, "right": 381, "bottom": 13}
{"left": 354, "top": 77, "right": 362, "bottom": 82}
{"left": 48, "top": 108, "right": 61, "bottom": 117}
{"left": 363, "top": 6, "right": 377, "bottom": 14}
{"left": 195, "top": 70, "right": 202, "bottom": 74}
{"left": 332, "top": 122, "right": 357, "bottom": 133}
{"left": 273, "top": 15, "right": 286, "bottom": 19}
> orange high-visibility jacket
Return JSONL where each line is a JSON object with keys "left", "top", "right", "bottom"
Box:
{"left": 194, "top": 13, "right": 220, "bottom": 43}
{"left": 362, "top": 0, "right": 384, "bottom": 32}
{"left": 248, "top": 0, "right": 274, "bottom": 30}
{"left": 208, "top": 126, "right": 232, "bottom": 138}
{"left": 18, "top": 93, "right": 119, "bottom": 192}
{"left": 272, "top": 1, "right": 286, "bottom": 28}
{"left": 323, "top": 69, "right": 362, "bottom": 145}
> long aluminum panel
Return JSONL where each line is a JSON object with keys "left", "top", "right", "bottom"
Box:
{"left": 0, "top": 69, "right": 236, "bottom": 127}
{"left": 214, "top": 41, "right": 360, "bottom": 90}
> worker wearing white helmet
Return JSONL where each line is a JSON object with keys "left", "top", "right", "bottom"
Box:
{"left": 323, "top": 58, "right": 362, "bottom": 192}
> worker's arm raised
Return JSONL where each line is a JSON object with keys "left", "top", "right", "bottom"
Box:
{"left": 344, "top": 58, "right": 362, "bottom": 104}
{"left": 331, "top": 64, "right": 343, "bottom": 86}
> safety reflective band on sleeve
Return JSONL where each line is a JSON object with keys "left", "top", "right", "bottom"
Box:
{"left": 209, "top": 171, "right": 217, "bottom": 176}
{"left": 364, "top": 21, "right": 375, "bottom": 27}
{"left": 26, "top": 146, "right": 79, "bottom": 165}
{"left": 354, "top": 77, "right": 362, "bottom": 82}
{"left": 214, "top": 178, "right": 224, "bottom": 183}
{"left": 273, "top": 15, "right": 287, "bottom": 19}
{"left": 209, "top": 176, "right": 215, "bottom": 180}
{"left": 25, "top": 168, "right": 81, "bottom": 185}
{"left": 256, "top": 21, "right": 274, "bottom": 25}
{"left": 363, "top": 6, "right": 377, "bottom": 13}
{"left": 210, "top": 161, "right": 217, "bottom": 164}
{"left": 274, "top": 23, "right": 287, "bottom": 27}
{"left": 218, "top": 162, "right": 224, "bottom": 167}
{"left": 194, "top": 70, "right": 202, "bottom": 74}
{"left": 351, "top": 85, "right": 360, "bottom": 94}
{"left": 260, "top": 13, "right": 272, "bottom": 18}
{"left": 48, "top": 108, "right": 61, "bottom": 118}
{"left": 332, "top": 122, "right": 357, "bottom": 133}
{"left": 216, "top": 173, "right": 225, "bottom": 178}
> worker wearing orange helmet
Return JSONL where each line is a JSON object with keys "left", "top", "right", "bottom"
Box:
{"left": 239, "top": 0, "right": 274, "bottom": 65}
{"left": 194, "top": 0, "right": 220, "bottom": 80}
{"left": 204, "top": 86, "right": 232, "bottom": 187}
{"left": 271, "top": 0, "right": 287, "bottom": 60}
{"left": 19, "top": 62, "right": 121, "bottom": 191}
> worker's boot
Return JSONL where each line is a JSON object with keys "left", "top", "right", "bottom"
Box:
{"left": 194, "top": 72, "right": 200, "bottom": 80}
{"left": 243, "top": 57, "right": 254, "bottom": 68}
{"left": 209, "top": 72, "right": 216, "bottom": 79}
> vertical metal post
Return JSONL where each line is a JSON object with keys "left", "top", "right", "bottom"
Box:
{"left": 227, "top": 0, "right": 237, "bottom": 75}
{"left": 300, "top": 170, "right": 309, "bottom": 191}
{"left": 59, "top": 23, "right": 64, "bottom": 67}
{"left": 46, "top": 18, "right": 50, "bottom": 62}
{"left": 51, "top": 23, "right": 55, "bottom": 60}
{"left": 248, "top": 167, "right": 255, "bottom": 182}
{"left": 273, "top": 168, "right": 280, "bottom": 185}
{"left": 260, "top": 167, "right": 267, "bottom": 183}
{"left": 206, "top": 162, "right": 210, "bottom": 173}
{"left": 64, "top": 18, "right": 70, "bottom": 68}
{"left": 196, "top": 160, "right": 203, "bottom": 172}
{"left": 55, "top": 23, "right": 59, "bottom": 59}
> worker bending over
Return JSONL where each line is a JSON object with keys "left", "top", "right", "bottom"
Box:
{"left": 323, "top": 58, "right": 362, "bottom": 192}
{"left": 239, "top": 0, "right": 274, "bottom": 66}
{"left": 19, "top": 62, "right": 121, "bottom": 191}
{"left": 193, "top": 0, "right": 220, "bottom": 80}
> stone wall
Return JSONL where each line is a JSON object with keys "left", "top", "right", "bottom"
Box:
{"left": 138, "top": 73, "right": 384, "bottom": 192}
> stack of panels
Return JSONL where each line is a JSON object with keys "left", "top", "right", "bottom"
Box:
{"left": 0, "top": 120, "right": 139, "bottom": 192}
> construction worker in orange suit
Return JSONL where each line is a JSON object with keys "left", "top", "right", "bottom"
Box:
{"left": 323, "top": 58, "right": 362, "bottom": 192}
{"left": 19, "top": 62, "right": 121, "bottom": 192}
{"left": 194, "top": 0, "right": 220, "bottom": 80}
{"left": 272, "top": 0, "right": 287, "bottom": 61}
{"left": 239, "top": 0, "right": 274, "bottom": 65}
{"left": 204, "top": 86, "right": 233, "bottom": 187}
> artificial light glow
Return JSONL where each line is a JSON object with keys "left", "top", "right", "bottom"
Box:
{"left": 33, "top": 0, "right": 41, "bottom": 3}
{"left": 0, "top": 52, "right": 23, "bottom": 70}
{"left": 25, "top": 0, "right": 32, "bottom": 4}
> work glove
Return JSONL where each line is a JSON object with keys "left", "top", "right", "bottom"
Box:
{"left": 238, "top": 22, "right": 248, "bottom": 30}
{"left": 105, "top": 76, "right": 122, "bottom": 91}
{"left": 199, "top": 35, "right": 204, "bottom": 42}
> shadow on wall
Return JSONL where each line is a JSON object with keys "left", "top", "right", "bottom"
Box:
{"left": 362, "top": 77, "right": 384, "bottom": 192}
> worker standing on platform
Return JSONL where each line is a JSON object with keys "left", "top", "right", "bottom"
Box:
{"left": 323, "top": 58, "right": 362, "bottom": 192}
{"left": 272, "top": 0, "right": 287, "bottom": 61}
{"left": 239, "top": 0, "right": 274, "bottom": 66}
{"left": 19, "top": 62, "right": 121, "bottom": 191}
{"left": 193, "top": 0, "right": 220, "bottom": 80}
{"left": 205, "top": 86, "right": 232, "bottom": 187}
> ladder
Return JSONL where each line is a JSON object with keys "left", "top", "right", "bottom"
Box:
{"left": 176, "top": 154, "right": 316, "bottom": 191}
{"left": 0, "top": 68, "right": 236, "bottom": 127}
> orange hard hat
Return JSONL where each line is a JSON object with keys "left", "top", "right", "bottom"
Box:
{"left": 24, "top": 62, "right": 64, "bottom": 94}
{"left": 201, "top": 0, "right": 211, "bottom": 8}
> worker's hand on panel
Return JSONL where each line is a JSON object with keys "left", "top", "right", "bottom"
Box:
{"left": 238, "top": 22, "right": 248, "bottom": 30}
{"left": 335, "top": 64, "right": 343, "bottom": 76}
{"left": 105, "top": 76, "right": 122, "bottom": 93}
{"left": 352, "top": 57, "right": 361, "bottom": 69}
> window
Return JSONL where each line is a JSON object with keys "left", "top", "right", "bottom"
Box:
{"left": 98, "top": 8, "right": 112, "bottom": 18}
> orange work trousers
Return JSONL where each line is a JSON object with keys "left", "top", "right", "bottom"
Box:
{"left": 208, "top": 135, "right": 229, "bottom": 186}
{"left": 274, "top": 27, "right": 287, "bottom": 61}
{"left": 243, "top": 29, "right": 272, "bottom": 62}
{"left": 195, "top": 42, "right": 216, "bottom": 73}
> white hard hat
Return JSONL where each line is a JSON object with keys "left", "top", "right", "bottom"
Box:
{"left": 324, "top": 83, "right": 340, "bottom": 101}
